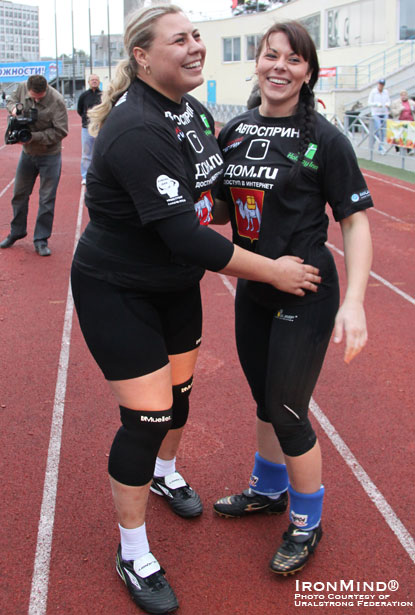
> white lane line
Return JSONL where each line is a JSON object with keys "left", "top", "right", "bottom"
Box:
{"left": 327, "top": 242, "right": 415, "bottom": 306}
{"left": 370, "top": 208, "right": 407, "bottom": 224}
{"left": 28, "top": 187, "right": 85, "bottom": 615}
{"left": 219, "top": 273, "right": 236, "bottom": 297}
{"left": 218, "top": 273, "right": 415, "bottom": 564}
{"left": 0, "top": 178, "right": 14, "bottom": 197}
{"left": 310, "top": 399, "right": 415, "bottom": 564}
{"left": 363, "top": 172, "right": 415, "bottom": 193}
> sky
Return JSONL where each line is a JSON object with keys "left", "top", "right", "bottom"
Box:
{"left": 18, "top": 0, "right": 233, "bottom": 58}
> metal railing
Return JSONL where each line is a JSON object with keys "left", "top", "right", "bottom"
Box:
{"left": 316, "top": 42, "right": 415, "bottom": 91}
{"left": 323, "top": 112, "right": 414, "bottom": 170}
{"left": 207, "top": 101, "right": 414, "bottom": 171}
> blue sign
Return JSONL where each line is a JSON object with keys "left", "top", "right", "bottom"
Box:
{"left": 207, "top": 80, "right": 216, "bottom": 104}
{"left": 0, "top": 61, "right": 63, "bottom": 83}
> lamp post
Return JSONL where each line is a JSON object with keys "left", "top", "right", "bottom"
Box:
{"left": 71, "top": 0, "right": 76, "bottom": 104}
{"left": 54, "top": 0, "right": 59, "bottom": 92}
{"left": 107, "top": 0, "right": 111, "bottom": 80}
{"left": 89, "top": 0, "right": 93, "bottom": 73}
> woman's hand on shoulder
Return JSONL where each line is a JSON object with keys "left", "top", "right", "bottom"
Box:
{"left": 273, "top": 255, "right": 321, "bottom": 296}
{"left": 333, "top": 298, "right": 368, "bottom": 364}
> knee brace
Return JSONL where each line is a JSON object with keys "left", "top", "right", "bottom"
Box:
{"left": 108, "top": 406, "right": 172, "bottom": 486}
{"left": 271, "top": 403, "right": 316, "bottom": 457}
{"left": 170, "top": 376, "right": 193, "bottom": 429}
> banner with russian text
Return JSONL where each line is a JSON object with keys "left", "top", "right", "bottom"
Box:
{"left": 386, "top": 119, "right": 415, "bottom": 150}
{"left": 0, "top": 61, "right": 62, "bottom": 83}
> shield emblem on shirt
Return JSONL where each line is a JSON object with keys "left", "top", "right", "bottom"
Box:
{"left": 230, "top": 187, "right": 264, "bottom": 242}
{"left": 195, "top": 190, "right": 213, "bottom": 225}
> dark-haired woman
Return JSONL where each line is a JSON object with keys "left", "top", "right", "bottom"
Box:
{"left": 213, "top": 21, "right": 373, "bottom": 575}
{"left": 70, "top": 7, "right": 322, "bottom": 614}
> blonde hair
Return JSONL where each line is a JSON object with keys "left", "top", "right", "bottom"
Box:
{"left": 88, "top": 3, "right": 182, "bottom": 136}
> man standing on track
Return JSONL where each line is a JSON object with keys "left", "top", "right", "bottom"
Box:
{"left": 0, "top": 75, "right": 68, "bottom": 256}
{"left": 368, "top": 78, "right": 390, "bottom": 154}
{"left": 77, "top": 74, "right": 102, "bottom": 185}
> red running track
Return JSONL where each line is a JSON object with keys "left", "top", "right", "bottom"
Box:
{"left": 0, "top": 109, "right": 414, "bottom": 615}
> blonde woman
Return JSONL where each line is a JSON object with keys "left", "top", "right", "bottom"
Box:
{"left": 71, "top": 6, "right": 321, "bottom": 613}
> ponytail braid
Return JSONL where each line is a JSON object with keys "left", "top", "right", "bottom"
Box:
{"left": 286, "top": 84, "right": 317, "bottom": 187}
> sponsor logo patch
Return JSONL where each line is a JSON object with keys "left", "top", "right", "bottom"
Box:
{"left": 194, "top": 190, "right": 213, "bottom": 225}
{"left": 156, "top": 174, "right": 186, "bottom": 206}
{"left": 230, "top": 187, "right": 264, "bottom": 242}
{"left": 275, "top": 309, "right": 298, "bottom": 322}
{"left": 249, "top": 474, "right": 259, "bottom": 487}
{"left": 351, "top": 189, "right": 371, "bottom": 203}
{"left": 291, "top": 511, "right": 308, "bottom": 527}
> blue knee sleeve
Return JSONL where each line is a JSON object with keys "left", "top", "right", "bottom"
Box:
{"left": 288, "top": 484, "right": 324, "bottom": 530}
{"left": 171, "top": 376, "right": 193, "bottom": 429}
{"left": 108, "top": 406, "right": 172, "bottom": 487}
{"left": 249, "top": 452, "right": 288, "bottom": 496}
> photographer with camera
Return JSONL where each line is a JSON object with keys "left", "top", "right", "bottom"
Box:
{"left": 0, "top": 75, "right": 68, "bottom": 256}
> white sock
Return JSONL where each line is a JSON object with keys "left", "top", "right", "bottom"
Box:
{"left": 154, "top": 456, "right": 176, "bottom": 478}
{"left": 119, "top": 522, "right": 149, "bottom": 562}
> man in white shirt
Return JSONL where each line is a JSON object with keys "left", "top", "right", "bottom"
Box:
{"left": 368, "top": 78, "right": 391, "bottom": 153}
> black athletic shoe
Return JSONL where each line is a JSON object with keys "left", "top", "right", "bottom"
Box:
{"left": 269, "top": 523, "right": 323, "bottom": 575}
{"left": 213, "top": 488, "right": 288, "bottom": 518}
{"left": 150, "top": 472, "right": 203, "bottom": 518}
{"left": 116, "top": 545, "right": 178, "bottom": 614}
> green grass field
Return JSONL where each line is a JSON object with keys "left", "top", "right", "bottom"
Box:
{"left": 358, "top": 158, "right": 415, "bottom": 184}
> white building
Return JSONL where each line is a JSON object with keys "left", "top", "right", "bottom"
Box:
{"left": 191, "top": 0, "right": 415, "bottom": 117}
{"left": 0, "top": 0, "right": 39, "bottom": 62}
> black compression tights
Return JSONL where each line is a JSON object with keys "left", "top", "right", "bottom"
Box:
{"left": 235, "top": 280, "right": 339, "bottom": 456}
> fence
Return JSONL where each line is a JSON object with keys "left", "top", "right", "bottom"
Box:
{"left": 207, "top": 102, "right": 415, "bottom": 171}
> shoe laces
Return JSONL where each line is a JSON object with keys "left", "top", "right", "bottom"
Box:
{"left": 143, "top": 568, "right": 166, "bottom": 591}
{"left": 173, "top": 484, "right": 192, "bottom": 500}
{"left": 279, "top": 527, "right": 310, "bottom": 555}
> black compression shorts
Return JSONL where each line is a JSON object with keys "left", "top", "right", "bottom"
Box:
{"left": 71, "top": 265, "right": 202, "bottom": 381}
{"left": 235, "top": 279, "right": 339, "bottom": 449}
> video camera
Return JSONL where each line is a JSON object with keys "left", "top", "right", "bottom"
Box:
{"left": 4, "top": 103, "right": 38, "bottom": 144}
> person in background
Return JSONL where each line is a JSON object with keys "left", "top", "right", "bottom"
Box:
{"left": 390, "top": 89, "right": 415, "bottom": 155}
{"left": 367, "top": 78, "right": 390, "bottom": 154}
{"left": 77, "top": 73, "right": 102, "bottom": 184}
{"left": 70, "top": 6, "right": 321, "bottom": 614}
{"left": 0, "top": 75, "right": 68, "bottom": 256}
{"left": 213, "top": 20, "right": 373, "bottom": 578}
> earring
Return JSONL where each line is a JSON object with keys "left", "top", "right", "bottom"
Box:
{"left": 144, "top": 65, "right": 151, "bottom": 75}
{"left": 305, "top": 82, "right": 312, "bottom": 94}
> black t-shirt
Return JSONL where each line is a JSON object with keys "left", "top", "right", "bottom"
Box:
{"left": 218, "top": 107, "right": 373, "bottom": 306}
{"left": 77, "top": 88, "right": 102, "bottom": 128}
{"left": 73, "top": 79, "right": 225, "bottom": 290}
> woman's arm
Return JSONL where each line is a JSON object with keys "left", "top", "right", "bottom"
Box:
{"left": 155, "top": 211, "right": 321, "bottom": 297}
{"left": 219, "top": 245, "right": 320, "bottom": 297}
{"left": 333, "top": 210, "right": 373, "bottom": 363}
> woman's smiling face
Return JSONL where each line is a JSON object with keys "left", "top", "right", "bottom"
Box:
{"left": 256, "top": 31, "right": 311, "bottom": 117}
{"left": 134, "top": 12, "right": 206, "bottom": 103}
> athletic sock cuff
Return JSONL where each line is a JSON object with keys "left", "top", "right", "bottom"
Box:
{"left": 249, "top": 451, "right": 289, "bottom": 496}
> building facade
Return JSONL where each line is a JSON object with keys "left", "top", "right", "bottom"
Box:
{"left": 191, "top": 0, "right": 415, "bottom": 116}
{"left": 91, "top": 31, "right": 124, "bottom": 68}
{"left": 0, "top": 0, "right": 39, "bottom": 63}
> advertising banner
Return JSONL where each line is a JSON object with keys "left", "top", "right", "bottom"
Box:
{"left": 386, "top": 119, "right": 415, "bottom": 150}
{"left": 319, "top": 67, "right": 337, "bottom": 78}
{"left": 0, "top": 61, "right": 62, "bottom": 83}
